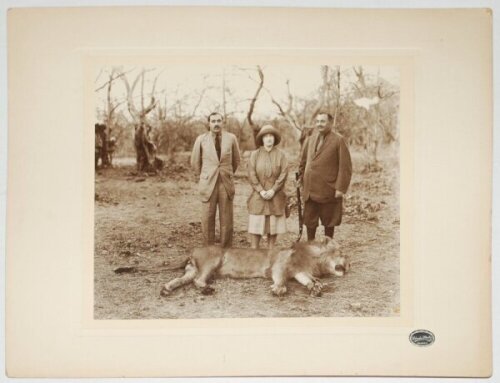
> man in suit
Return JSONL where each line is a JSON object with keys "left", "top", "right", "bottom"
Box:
{"left": 299, "top": 112, "right": 352, "bottom": 241}
{"left": 191, "top": 112, "right": 241, "bottom": 248}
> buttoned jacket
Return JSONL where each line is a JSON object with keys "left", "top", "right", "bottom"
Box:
{"left": 247, "top": 146, "right": 289, "bottom": 216}
{"left": 299, "top": 129, "right": 352, "bottom": 203}
{"left": 190, "top": 131, "right": 241, "bottom": 202}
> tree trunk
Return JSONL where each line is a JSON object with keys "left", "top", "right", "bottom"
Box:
{"left": 134, "top": 123, "right": 157, "bottom": 172}
{"left": 122, "top": 69, "right": 159, "bottom": 171}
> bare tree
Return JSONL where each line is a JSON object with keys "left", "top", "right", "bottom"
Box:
{"left": 351, "top": 66, "right": 397, "bottom": 169}
{"left": 153, "top": 78, "right": 210, "bottom": 158}
{"left": 330, "top": 66, "right": 342, "bottom": 129}
{"left": 352, "top": 66, "right": 379, "bottom": 166}
{"left": 94, "top": 67, "right": 130, "bottom": 167}
{"left": 265, "top": 79, "right": 302, "bottom": 133}
{"left": 352, "top": 66, "right": 367, "bottom": 96}
{"left": 222, "top": 68, "right": 227, "bottom": 118}
{"left": 103, "top": 68, "right": 126, "bottom": 166}
{"left": 306, "top": 65, "right": 329, "bottom": 126}
{"left": 266, "top": 65, "right": 333, "bottom": 147}
{"left": 122, "top": 69, "right": 160, "bottom": 172}
{"left": 246, "top": 65, "right": 265, "bottom": 145}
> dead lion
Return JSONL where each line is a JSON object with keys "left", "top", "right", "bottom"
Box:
{"left": 160, "top": 238, "right": 349, "bottom": 297}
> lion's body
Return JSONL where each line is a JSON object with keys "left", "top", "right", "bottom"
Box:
{"left": 217, "top": 248, "right": 275, "bottom": 278}
{"left": 161, "top": 240, "right": 349, "bottom": 297}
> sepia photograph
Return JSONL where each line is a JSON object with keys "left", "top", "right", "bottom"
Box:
{"left": 93, "top": 63, "right": 401, "bottom": 319}
{"left": 5, "top": 5, "right": 493, "bottom": 378}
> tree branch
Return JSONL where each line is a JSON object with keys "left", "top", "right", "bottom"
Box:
{"left": 190, "top": 88, "right": 207, "bottom": 118}
{"left": 264, "top": 87, "right": 302, "bottom": 132}
{"left": 307, "top": 65, "right": 329, "bottom": 125}
{"left": 95, "top": 68, "right": 134, "bottom": 92}
{"left": 122, "top": 73, "right": 141, "bottom": 120}
{"left": 246, "top": 65, "right": 264, "bottom": 129}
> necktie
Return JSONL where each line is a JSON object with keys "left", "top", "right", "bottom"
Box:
{"left": 315, "top": 134, "right": 324, "bottom": 154}
{"left": 215, "top": 133, "right": 221, "bottom": 160}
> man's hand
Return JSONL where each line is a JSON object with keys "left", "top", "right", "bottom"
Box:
{"left": 335, "top": 190, "right": 344, "bottom": 198}
{"left": 259, "top": 190, "right": 268, "bottom": 199}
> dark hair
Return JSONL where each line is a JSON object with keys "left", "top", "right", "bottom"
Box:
{"left": 207, "top": 112, "right": 224, "bottom": 123}
{"left": 315, "top": 111, "right": 333, "bottom": 122}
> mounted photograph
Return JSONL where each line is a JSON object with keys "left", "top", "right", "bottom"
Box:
{"left": 93, "top": 63, "right": 401, "bottom": 319}
{"left": 6, "top": 6, "right": 492, "bottom": 378}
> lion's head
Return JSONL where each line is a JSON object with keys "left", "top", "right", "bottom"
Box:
{"left": 319, "top": 238, "right": 350, "bottom": 277}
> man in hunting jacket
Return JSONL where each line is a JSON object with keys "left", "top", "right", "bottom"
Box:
{"left": 190, "top": 112, "right": 241, "bottom": 248}
{"left": 299, "top": 112, "right": 352, "bottom": 240}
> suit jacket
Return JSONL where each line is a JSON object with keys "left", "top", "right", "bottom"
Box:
{"left": 299, "top": 129, "right": 352, "bottom": 203}
{"left": 190, "top": 131, "right": 241, "bottom": 202}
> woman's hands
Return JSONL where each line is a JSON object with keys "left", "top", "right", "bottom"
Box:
{"left": 259, "top": 189, "right": 275, "bottom": 200}
{"left": 266, "top": 189, "right": 275, "bottom": 199}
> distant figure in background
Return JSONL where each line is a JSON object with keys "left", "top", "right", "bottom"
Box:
{"left": 247, "top": 125, "right": 289, "bottom": 249}
{"left": 190, "top": 112, "right": 241, "bottom": 248}
{"left": 299, "top": 112, "right": 352, "bottom": 241}
{"left": 107, "top": 136, "right": 117, "bottom": 166}
{"left": 94, "top": 123, "right": 107, "bottom": 170}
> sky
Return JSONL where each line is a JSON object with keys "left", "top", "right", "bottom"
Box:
{"left": 95, "top": 64, "right": 400, "bottom": 121}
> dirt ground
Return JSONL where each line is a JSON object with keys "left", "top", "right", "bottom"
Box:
{"left": 94, "top": 148, "right": 400, "bottom": 319}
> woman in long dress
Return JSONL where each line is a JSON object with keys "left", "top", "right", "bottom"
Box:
{"left": 247, "top": 125, "right": 289, "bottom": 249}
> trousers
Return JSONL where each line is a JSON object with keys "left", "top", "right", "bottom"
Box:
{"left": 201, "top": 176, "right": 233, "bottom": 248}
{"left": 303, "top": 198, "right": 343, "bottom": 228}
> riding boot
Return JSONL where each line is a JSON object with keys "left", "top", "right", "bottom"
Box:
{"left": 325, "top": 227, "right": 335, "bottom": 238}
{"left": 306, "top": 226, "right": 316, "bottom": 242}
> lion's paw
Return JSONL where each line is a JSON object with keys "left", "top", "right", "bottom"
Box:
{"left": 160, "top": 286, "right": 171, "bottom": 297}
{"left": 309, "top": 283, "right": 323, "bottom": 297}
{"left": 271, "top": 284, "right": 287, "bottom": 296}
{"left": 201, "top": 286, "right": 215, "bottom": 295}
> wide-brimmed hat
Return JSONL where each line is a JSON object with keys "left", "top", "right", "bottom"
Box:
{"left": 256, "top": 125, "right": 281, "bottom": 147}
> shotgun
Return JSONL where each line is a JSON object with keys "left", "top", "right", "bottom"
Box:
{"left": 295, "top": 172, "right": 303, "bottom": 242}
